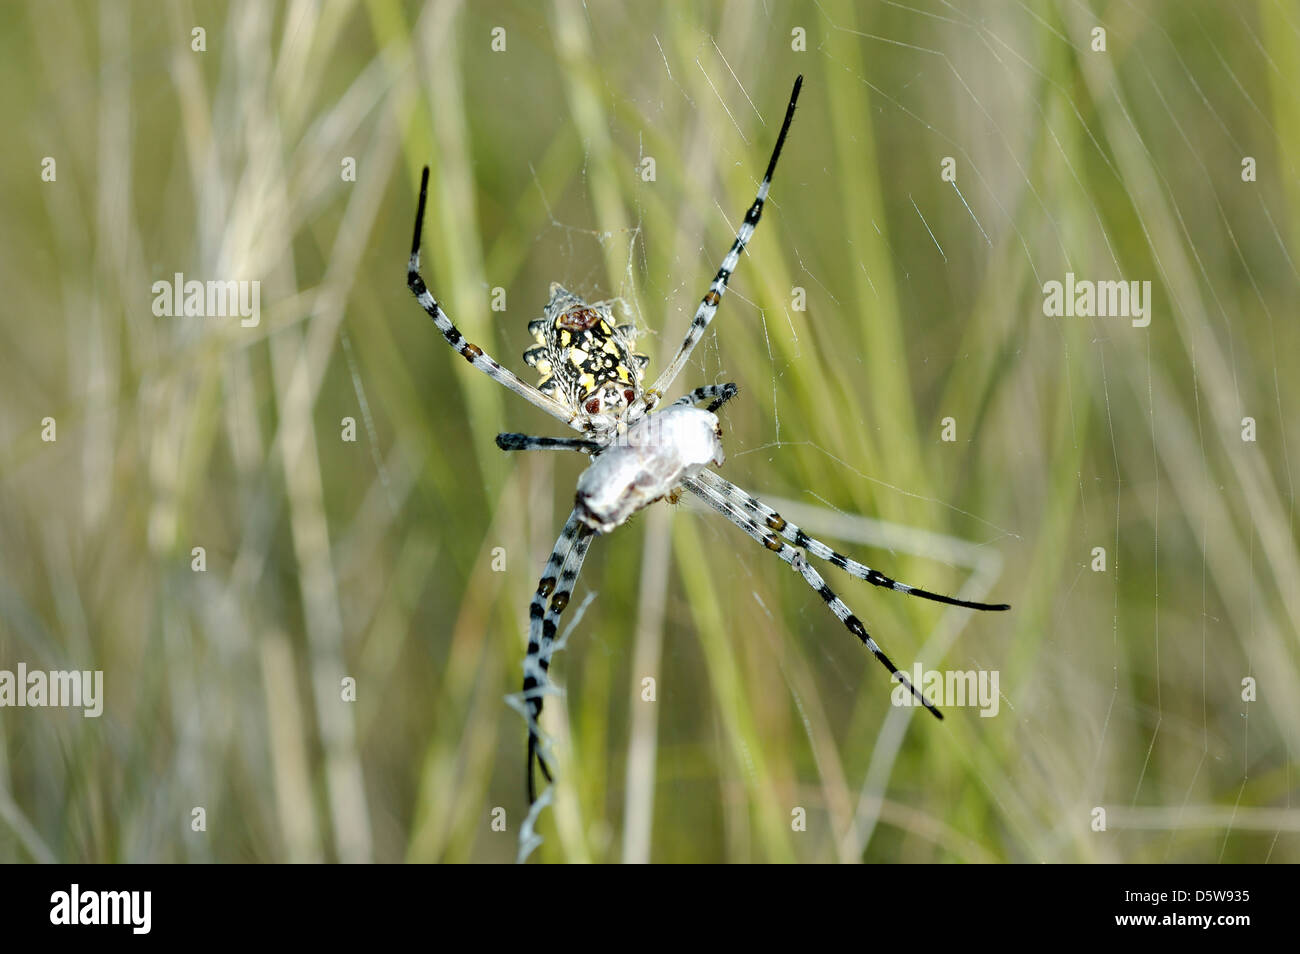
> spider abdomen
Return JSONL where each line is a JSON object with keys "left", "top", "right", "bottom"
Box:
{"left": 524, "top": 283, "right": 649, "bottom": 427}
{"left": 575, "top": 405, "right": 724, "bottom": 533}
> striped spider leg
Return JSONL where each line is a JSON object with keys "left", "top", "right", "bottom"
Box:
{"left": 693, "top": 469, "right": 1010, "bottom": 613}
{"left": 520, "top": 510, "right": 597, "bottom": 803}
{"left": 683, "top": 472, "right": 1009, "bottom": 717}
{"left": 407, "top": 167, "right": 583, "bottom": 431}
{"left": 671, "top": 382, "right": 740, "bottom": 413}
{"left": 495, "top": 433, "right": 602, "bottom": 454}
{"left": 627, "top": 76, "right": 803, "bottom": 420}
{"left": 495, "top": 383, "right": 737, "bottom": 458}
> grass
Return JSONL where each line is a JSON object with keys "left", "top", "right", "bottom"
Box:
{"left": 0, "top": 0, "right": 1297, "bottom": 863}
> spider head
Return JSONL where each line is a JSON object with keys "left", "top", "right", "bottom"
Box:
{"left": 524, "top": 284, "right": 650, "bottom": 432}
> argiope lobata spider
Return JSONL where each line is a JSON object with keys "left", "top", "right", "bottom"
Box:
{"left": 407, "top": 75, "right": 1010, "bottom": 806}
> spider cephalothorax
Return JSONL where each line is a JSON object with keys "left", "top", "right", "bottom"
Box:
{"left": 523, "top": 283, "right": 648, "bottom": 432}
{"left": 405, "top": 75, "right": 1010, "bottom": 824}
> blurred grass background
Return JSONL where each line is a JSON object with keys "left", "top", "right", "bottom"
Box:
{"left": 1, "top": 0, "right": 1298, "bottom": 863}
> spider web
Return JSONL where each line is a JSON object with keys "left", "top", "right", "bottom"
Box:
{"left": 15, "top": 0, "right": 1296, "bottom": 869}
{"left": 494, "top": 0, "right": 1298, "bottom": 864}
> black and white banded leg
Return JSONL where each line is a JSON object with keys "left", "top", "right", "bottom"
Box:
{"left": 496, "top": 433, "right": 602, "bottom": 454}
{"left": 522, "top": 511, "right": 596, "bottom": 803}
{"left": 683, "top": 475, "right": 943, "bottom": 718}
{"left": 694, "top": 469, "right": 1010, "bottom": 612}
{"left": 672, "top": 382, "right": 739, "bottom": 413}
{"left": 634, "top": 76, "right": 803, "bottom": 415}
{"left": 408, "top": 167, "right": 581, "bottom": 430}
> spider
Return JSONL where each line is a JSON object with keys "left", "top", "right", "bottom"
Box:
{"left": 407, "top": 75, "right": 1010, "bottom": 806}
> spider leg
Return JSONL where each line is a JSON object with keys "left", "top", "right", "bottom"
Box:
{"left": 695, "top": 469, "right": 1010, "bottom": 612}
{"left": 496, "top": 433, "right": 602, "bottom": 454}
{"left": 671, "top": 383, "right": 739, "bottom": 414}
{"left": 683, "top": 475, "right": 942, "bottom": 718}
{"left": 408, "top": 167, "right": 582, "bottom": 431}
{"left": 638, "top": 77, "right": 803, "bottom": 410}
{"left": 522, "top": 510, "right": 596, "bottom": 803}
